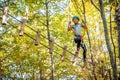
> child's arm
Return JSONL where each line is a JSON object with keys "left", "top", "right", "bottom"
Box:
{"left": 82, "top": 24, "right": 87, "bottom": 29}
{"left": 68, "top": 21, "right": 73, "bottom": 31}
{"left": 82, "top": 20, "right": 87, "bottom": 29}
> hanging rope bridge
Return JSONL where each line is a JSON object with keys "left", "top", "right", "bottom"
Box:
{"left": 0, "top": 3, "right": 99, "bottom": 75}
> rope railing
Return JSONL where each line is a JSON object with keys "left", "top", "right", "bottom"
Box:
{"left": 0, "top": 4, "right": 101, "bottom": 76}
{"left": 7, "top": 21, "right": 84, "bottom": 68}
{"left": 0, "top": 0, "right": 110, "bottom": 78}
{"left": 0, "top": 7, "right": 84, "bottom": 61}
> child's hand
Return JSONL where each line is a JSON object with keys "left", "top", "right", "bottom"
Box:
{"left": 68, "top": 21, "right": 71, "bottom": 25}
{"left": 82, "top": 20, "right": 86, "bottom": 24}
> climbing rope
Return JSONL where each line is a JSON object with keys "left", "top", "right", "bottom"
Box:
{"left": 71, "top": 0, "right": 86, "bottom": 37}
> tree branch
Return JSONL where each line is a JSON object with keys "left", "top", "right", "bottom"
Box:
{"left": 91, "top": 0, "right": 101, "bottom": 12}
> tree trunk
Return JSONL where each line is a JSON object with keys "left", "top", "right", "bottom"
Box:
{"left": 115, "top": 3, "right": 120, "bottom": 80}
{"left": 32, "top": 72, "right": 35, "bottom": 80}
{"left": 110, "top": 5, "right": 117, "bottom": 66}
{"left": 0, "top": 62, "right": 2, "bottom": 80}
{"left": 40, "top": 70, "right": 44, "bottom": 80}
{"left": 81, "top": 0, "right": 97, "bottom": 80}
{"left": 45, "top": 1, "right": 54, "bottom": 80}
{"left": 108, "top": 69, "right": 112, "bottom": 80}
{"left": 99, "top": 0, "right": 117, "bottom": 80}
{"left": 115, "top": 3, "right": 120, "bottom": 60}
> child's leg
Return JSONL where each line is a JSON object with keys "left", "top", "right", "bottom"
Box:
{"left": 73, "top": 37, "right": 81, "bottom": 66}
{"left": 80, "top": 41, "right": 87, "bottom": 60}
{"left": 74, "top": 37, "right": 81, "bottom": 52}
{"left": 76, "top": 40, "right": 81, "bottom": 52}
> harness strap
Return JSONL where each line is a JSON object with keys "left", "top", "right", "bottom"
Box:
{"left": 75, "top": 35, "right": 83, "bottom": 40}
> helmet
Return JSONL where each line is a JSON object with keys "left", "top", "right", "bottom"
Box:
{"left": 72, "top": 16, "right": 79, "bottom": 21}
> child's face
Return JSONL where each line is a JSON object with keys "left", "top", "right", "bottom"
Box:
{"left": 73, "top": 18, "right": 79, "bottom": 24}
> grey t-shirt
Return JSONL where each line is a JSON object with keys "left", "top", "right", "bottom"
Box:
{"left": 72, "top": 23, "right": 83, "bottom": 36}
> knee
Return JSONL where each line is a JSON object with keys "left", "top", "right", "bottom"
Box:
{"left": 84, "top": 49, "right": 87, "bottom": 53}
{"left": 83, "top": 46, "right": 87, "bottom": 53}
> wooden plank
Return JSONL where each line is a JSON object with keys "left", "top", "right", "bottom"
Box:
{"left": 19, "top": 18, "right": 27, "bottom": 36}
{"left": 61, "top": 46, "right": 67, "bottom": 61}
{"left": 49, "top": 39, "right": 54, "bottom": 54}
{"left": 35, "top": 30, "right": 40, "bottom": 46}
{"left": 2, "top": 7, "right": 8, "bottom": 25}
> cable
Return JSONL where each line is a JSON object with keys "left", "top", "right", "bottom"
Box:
{"left": 8, "top": 13, "right": 37, "bottom": 32}
{"left": 7, "top": 21, "right": 84, "bottom": 68}
{"left": 7, "top": 18, "right": 98, "bottom": 75}
{"left": 0, "top": 6, "right": 95, "bottom": 65}
{"left": 0, "top": 8, "right": 83, "bottom": 61}
{"left": 0, "top": 2, "right": 101, "bottom": 75}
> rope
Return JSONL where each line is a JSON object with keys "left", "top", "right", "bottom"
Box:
{"left": 0, "top": 6, "right": 96, "bottom": 65}
{"left": 71, "top": 0, "right": 86, "bottom": 37}
{"left": 7, "top": 21, "right": 84, "bottom": 68}
{"left": 0, "top": 8, "right": 83, "bottom": 61}
{"left": 0, "top": 3, "right": 103, "bottom": 75}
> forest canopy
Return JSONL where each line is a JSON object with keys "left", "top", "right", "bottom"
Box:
{"left": 0, "top": 0, "right": 120, "bottom": 80}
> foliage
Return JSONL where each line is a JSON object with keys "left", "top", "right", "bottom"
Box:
{"left": 0, "top": 0, "right": 119, "bottom": 79}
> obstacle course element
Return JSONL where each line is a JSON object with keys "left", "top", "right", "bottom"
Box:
{"left": 2, "top": 7, "right": 8, "bottom": 25}
{"left": 61, "top": 46, "right": 67, "bottom": 61}
{"left": 19, "top": 18, "right": 27, "bottom": 36}
{"left": 35, "top": 30, "right": 40, "bottom": 46}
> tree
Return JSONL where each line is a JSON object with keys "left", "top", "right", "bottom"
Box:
{"left": 115, "top": 2, "right": 120, "bottom": 61}
{"left": 99, "top": 0, "right": 118, "bottom": 80}
{"left": 0, "top": 0, "right": 119, "bottom": 79}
